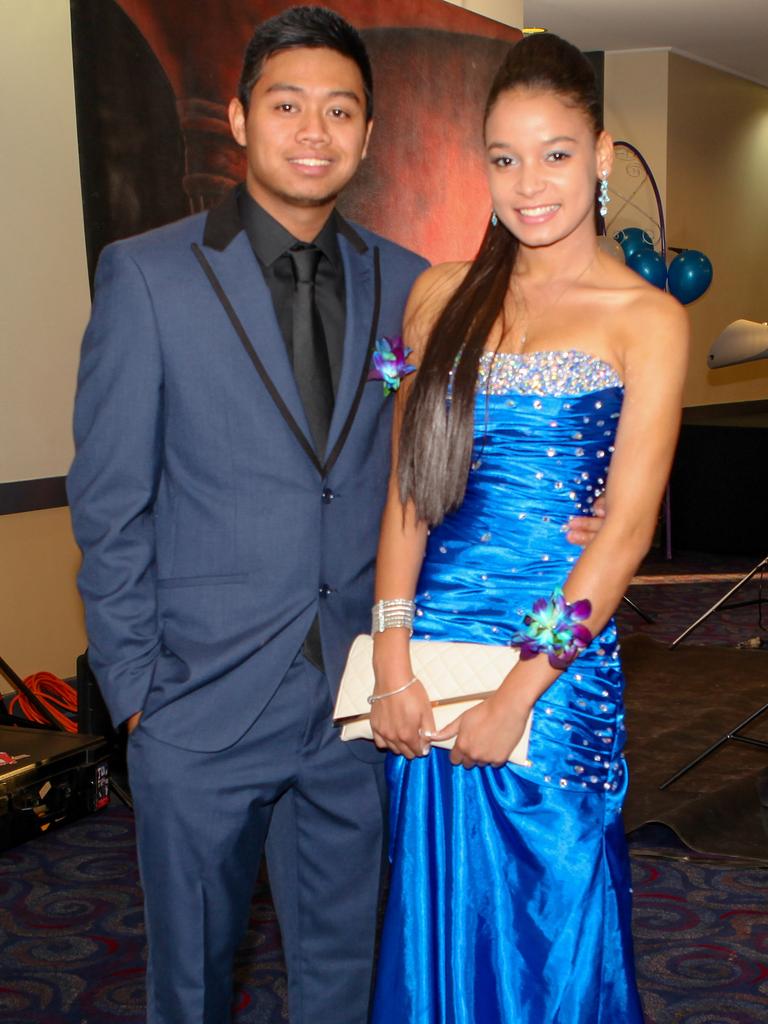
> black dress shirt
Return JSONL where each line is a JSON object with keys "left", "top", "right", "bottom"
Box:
{"left": 237, "top": 187, "right": 346, "bottom": 396}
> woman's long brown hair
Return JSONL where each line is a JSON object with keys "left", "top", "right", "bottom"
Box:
{"left": 398, "top": 33, "right": 603, "bottom": 526}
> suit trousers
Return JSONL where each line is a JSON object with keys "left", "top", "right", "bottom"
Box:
{"left": 127, "top": 653, "right": 388, "bottom": 1024}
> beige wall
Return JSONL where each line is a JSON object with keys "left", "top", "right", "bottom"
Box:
{"left": 603, "top": 50, "right": 669, "bottom": 235}
{"left": 1, "top": 0, "right": 88, "bottom": 689}
{"left": 667, "top": 53, "right": 768, "bottom": 407}
{"left": 0, "top": 508, "right": 86, "bottom": 686}
{"left": 0, "top": 0, "right": 91, "bottom": 483}
{"left": 604, "top": 49, "right": 768, "bottom": 408}
{"left": 443, "top": 0, "right": 524, "bottom": 28}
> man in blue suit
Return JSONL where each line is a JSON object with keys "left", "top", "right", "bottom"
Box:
{"left": 68, "top": 8, "right": 428, "bottom": 1023}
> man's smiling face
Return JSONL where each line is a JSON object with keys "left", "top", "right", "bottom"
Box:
{"left": 229, "top": 46, "right": 372, "bottom": 226}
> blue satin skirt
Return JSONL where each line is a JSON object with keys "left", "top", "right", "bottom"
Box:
{"left": 372, "top": 750, "right": 641, "bottom": 1023}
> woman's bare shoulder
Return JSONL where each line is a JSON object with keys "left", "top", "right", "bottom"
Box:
{"left": 624, "top": 280, "right": 688, "bottom": 343}
{"left": 616, "top": 283, "right": 689, "bottom": 388}
{"left": 407, "top": 261, "right": 470, "bottom": 311}
{"left": 596, "top": 256, "right": 687, "bottom": 345}
{"left": 404, "top": 261, "right": 471, "bottom": 355}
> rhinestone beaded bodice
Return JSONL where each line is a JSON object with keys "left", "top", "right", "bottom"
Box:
{"left": 412, "top": 349, "right": 627, "bottom": 795}
{"left": 476, "top": 348, "right": 622, "bottom": 395}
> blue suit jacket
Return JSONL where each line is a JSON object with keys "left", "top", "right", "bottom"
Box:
{"left": 68, "top": 189, "right": 428, "bottom": 752}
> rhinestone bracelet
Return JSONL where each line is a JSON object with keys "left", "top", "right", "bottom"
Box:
{"left": 371, "top": 598, "right": 416, "bottom": 636}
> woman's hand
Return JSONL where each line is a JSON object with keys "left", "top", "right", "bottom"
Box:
{"left": 431, "top": 689, "right": 530, "bottom": 769}
{"left": 370, "top": 679, "right": 436, "bottom": 760}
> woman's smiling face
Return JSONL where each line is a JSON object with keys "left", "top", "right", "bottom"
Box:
{"left": 485, "top": 87, "right": 612, "bottom": 248}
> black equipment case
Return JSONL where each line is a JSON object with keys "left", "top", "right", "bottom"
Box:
{"left": 0, "top": 726, "right": 109, "bottom": 850}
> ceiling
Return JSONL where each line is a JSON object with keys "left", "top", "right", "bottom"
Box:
{"left": 523, "top": 0, "right": 768, "bottom": 87}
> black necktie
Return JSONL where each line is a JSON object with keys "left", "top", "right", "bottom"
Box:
{"left": 289, "top": 245, "right": 334, "bottom": 457}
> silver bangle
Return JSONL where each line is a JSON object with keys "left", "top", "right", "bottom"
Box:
{"left": 367, "top": 676, "right": 419, "bottom": 705}
{"left": 372, "top": 598, "right": 416, "bottom": 635}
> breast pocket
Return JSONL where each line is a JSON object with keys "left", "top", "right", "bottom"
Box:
{"left": 157, "top": 573, "right": 249, "bottom": 589}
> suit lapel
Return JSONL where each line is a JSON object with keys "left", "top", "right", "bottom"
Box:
{"left": 193, "top": 192, "right": 319, "bottom": 470}
{"left": 193, "top": 192, "right": 382, "bottom": 477}
{"left": 322, "top": 224, "right": 382, "bottom": 475}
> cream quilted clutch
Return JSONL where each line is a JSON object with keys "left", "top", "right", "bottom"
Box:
{"left": 334, "top": 635, "right": 531, "bottom": 765}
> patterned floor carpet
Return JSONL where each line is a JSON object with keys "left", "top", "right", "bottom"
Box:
{"left": 632, "top": 846, "right": 768, "bottom": 1023}
{"left": 1, "top": 803, "right": 767, "bottom": 1023}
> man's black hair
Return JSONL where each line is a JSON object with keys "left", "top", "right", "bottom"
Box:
{"left": 238, "top": 5, "right": 373, "bottom": 120}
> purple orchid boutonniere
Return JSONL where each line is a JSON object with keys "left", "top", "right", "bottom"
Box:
{"left": 368, "top": 335, "right": 416, "bottom": 396}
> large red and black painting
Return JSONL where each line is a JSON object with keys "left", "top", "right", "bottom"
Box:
{"left": 70, "top": 0, "right": 522, "bottom": 281}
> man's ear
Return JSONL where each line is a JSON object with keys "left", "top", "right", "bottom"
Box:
{"left": 228, "top": 97, "right": 247, "bottom": 147}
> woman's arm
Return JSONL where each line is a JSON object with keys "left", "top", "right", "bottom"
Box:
{"left": 369, "top": 264, "right": 466, "bottom": 759}
{"left": 369, "top": 428, "right": 431, "bottom": 759}
{"left": 435, "top": 290, "right": 689, "bottom": 767}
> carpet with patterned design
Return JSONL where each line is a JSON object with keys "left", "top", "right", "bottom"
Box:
{"left": 2, "top": 804, "right": 768, "bottom": 1024}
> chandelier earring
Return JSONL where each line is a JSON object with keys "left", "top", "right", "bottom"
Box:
{"left": 598, "top": 171, "right": 610, "bottom": 218}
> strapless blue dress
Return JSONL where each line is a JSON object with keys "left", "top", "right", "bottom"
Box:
{"left": 372, "top": 351, "right": 643, "bottom": 1024}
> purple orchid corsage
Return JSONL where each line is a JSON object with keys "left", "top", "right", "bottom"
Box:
{"left": 512, "top": 587, "right": 593, "bottom": 670}
{"left": 368, "top": 335, "right": 416, "bottom": 396}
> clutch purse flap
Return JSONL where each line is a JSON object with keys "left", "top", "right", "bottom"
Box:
{"left": 334, "top": 635, "right": 531, "bottom": 766}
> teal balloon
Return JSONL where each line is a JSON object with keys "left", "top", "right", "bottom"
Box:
{"left": 614, "top": 227, "right": 654, "bottom": 261}
{"left": 626, "top": 248, "right": 667, "bottom": 289}
{"left": 667, "top": 250, "right": 713, "bottom": 304}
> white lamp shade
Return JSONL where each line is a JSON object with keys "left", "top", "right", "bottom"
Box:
{"left": 708, "top": 320, "right": 768, "bottom": 369}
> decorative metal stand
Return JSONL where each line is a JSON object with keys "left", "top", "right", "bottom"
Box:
{"left": 660, "top": 556, "right": 767, "bottom": 789}
{"left": 622, "top": 595, "right": 655, "bottom": 625}
{"left": 670, "top": 554, "right": 767, "bottom": 648}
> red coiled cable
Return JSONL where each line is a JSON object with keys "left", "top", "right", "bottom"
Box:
{"left": 8, "top": 671, "right": 78, "bottom": 733}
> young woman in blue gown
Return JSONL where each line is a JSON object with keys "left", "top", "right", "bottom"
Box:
{"left": 369, "top": 33, "right": 688, "bottom": 1024}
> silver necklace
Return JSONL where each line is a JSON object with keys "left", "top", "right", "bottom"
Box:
{"left": 515, "top": 255, "right": 596, "bottom": 351}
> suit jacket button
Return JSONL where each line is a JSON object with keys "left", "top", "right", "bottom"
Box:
{"left": 319, "top": 583, "right": 332, "bottom": 598}
{"left": 321, "top": 487, "right": 335, "bottom": 504}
